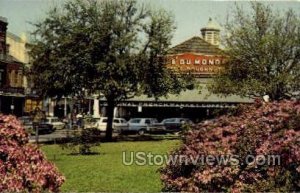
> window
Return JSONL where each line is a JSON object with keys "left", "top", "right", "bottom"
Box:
{"left": 130, "top": 119, "right": 141, "bottom": 123}
{"left": 180, "top": 59, "right": 185, "bottom": 65}
{"left": 14, "top": 71, "right": 18, "bottom": 86}
{"left": 152, "top": 119, "right": 158, "bottom": 123}
{"left": 10, "top": 70, "right": 15, "bottom": 87}
{"left": 145, "top": 119, "right": 151, "bottom": 124}
{"left": 163, "top": 118, "right": 176, "bottom": 123}
{"left": 171, "top": 59, "right": 176, "bottom": 65}
{"left": 17, "top": 70, "right": 23, "bottom": 87}
{"left": 186, "top": 59, "right": 191, "bottom": 64}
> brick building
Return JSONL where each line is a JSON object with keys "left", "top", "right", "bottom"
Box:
{"left": 0, "top": 16, "right": 26, "bottom": 116}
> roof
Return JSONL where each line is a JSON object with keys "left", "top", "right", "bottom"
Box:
{"left": 7, "top": 32, "right": 27, "bottom": 43}
{"left": 0, "top": 54, "right": 22, "bottom": 64}
{"left": 97, "top": 78, "right": 252, "bottom": 104}
{"left": 167, "top": 36, "right": 223, "bottom": 55}
{"left": 0, "top": 16, "right": 8, "bottom": 23}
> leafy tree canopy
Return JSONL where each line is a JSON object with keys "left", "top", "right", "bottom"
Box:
{"left": 30, "top": 0, "right": 192, "bottom": 140}
{"left": 209, "top": 2, "right": 300, "bottom": 100}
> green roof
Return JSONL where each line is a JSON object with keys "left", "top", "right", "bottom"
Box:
{"left": 128, "top": 83, "right": 252, "bottom": 104}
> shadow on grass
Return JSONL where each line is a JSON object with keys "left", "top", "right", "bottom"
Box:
{"left": 67, "top": 152, "right": 102, "bottom": 156}
{"left": 39, "top": 132, "right": 180, "bottom": 145}
{"left": 116, "top": 133, "right": 180, "bottom": 142}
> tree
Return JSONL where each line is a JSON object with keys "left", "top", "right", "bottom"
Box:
{"left": 30, "top": 0, "right": 191, "bottom": 141}
{"left": 209, "top": 2, "right": 300, "bottom": 101}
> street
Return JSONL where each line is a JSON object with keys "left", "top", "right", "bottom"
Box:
{"left": 29, "top": 128, "right": 180, "bottom": 143}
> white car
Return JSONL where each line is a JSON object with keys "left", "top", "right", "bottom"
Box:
{"left": 85, "top": 117, "right": 127, "bottom": 132}
{"left": 45, "top": 117, "right": 66, "bottom": 130}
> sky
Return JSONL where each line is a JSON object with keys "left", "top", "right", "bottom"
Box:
{"left": 0, "top": 0, "right": 299, "bottom": 46}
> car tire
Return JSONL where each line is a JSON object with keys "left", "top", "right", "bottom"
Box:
{"left": 138, "top": 129, "right": 146, "bottom": 135}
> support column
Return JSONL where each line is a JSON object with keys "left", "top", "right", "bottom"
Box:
{"left": 113, "top": 107, "right": 118, "bottom": 118}
{"left": 64, "top": 97, "right": 67, "bottom": 117}
{"left": 93, "top": 97, "right": 100, "bottom": 118}
{"left": 48, "top": 98, "right": 54, "bottom": 117}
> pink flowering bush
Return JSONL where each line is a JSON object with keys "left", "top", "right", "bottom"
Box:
{"left": 0, "top": 115, "right": 64, "bottom": 192}
{"left": 161, "top": 100, "right": 300, "bottom": 192}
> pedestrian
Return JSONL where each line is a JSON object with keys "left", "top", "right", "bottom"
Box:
{"left": 32, "top": 107, "right": 45, "bottom": 144}
{"left": 76, "top": 113, "right": 83, "bottom": 128}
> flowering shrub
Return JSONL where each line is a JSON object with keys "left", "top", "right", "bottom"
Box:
{"left": 0, "top": 115, "right": 64, "bottom": 192}
{"left": 161, "top": 100, "right": 300, "bottom": 192}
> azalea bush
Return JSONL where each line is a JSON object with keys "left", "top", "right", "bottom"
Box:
{"left": 161, "top": 100, "right": 300, "bottom": 192}
{"left": 0, "top": 115, "right": 64, "bottom": 192}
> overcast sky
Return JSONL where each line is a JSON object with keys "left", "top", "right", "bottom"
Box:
{"left": 0, "top": 0, "right": 299, "bottom": 46}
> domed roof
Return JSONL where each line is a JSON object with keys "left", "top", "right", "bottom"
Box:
{"left": 201, "top": 18, "right": 221, "bottom": 31}
{"left": 0, "top": 16, "right": 8, "bottom": 23}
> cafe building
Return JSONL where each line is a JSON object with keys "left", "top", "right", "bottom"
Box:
{"left": 99, "top": 18, "right": 252, "bottom": 122}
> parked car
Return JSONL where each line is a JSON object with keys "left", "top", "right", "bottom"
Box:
{"left": 161, "top": 118, "right": 194, "bottom": 133}
{"left": 84, "top": 117, "right": 127, "bottom": 132}
{"left": 45, "top": 117, "right": 66, "bottom": 130}
{"left": 124, "top": 118, "right": 166, "bottom": 135}
{"left": 83, "top": 117, "right": 99, "bottom": 129}
{"left": 19, "top": 116, "right": 54, "bottom": 134}
{"left": 35, "top": 121, "right": 55, "bottom": 134}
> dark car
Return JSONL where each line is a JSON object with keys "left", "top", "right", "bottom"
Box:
{"left": 161, "top": 118, "right": 194, "bottom": 133}
{"left": 19, "top": 117, "right": 54, "bottom": 135}
{"left": 35, "top": 121, "right": 55, "bottom": 134}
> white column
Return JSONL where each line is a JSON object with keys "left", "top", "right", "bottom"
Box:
{"left": 49, "top": 98, "right": 55, "bottom": 117}
{"left": 64, "top": 97, "right": 67, "bottom": 117}
{"left": 93, "top": 98, "right": 100, "bottom": 118}
{"left": 113, "top": 107, "right": 118, "bottom": 118}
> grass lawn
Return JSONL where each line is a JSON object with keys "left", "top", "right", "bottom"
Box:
{"left": 41, "top": 140, "right": 180, "bottom": 192}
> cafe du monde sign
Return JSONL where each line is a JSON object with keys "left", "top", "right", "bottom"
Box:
{"left": 167, "top": 53, "right": 225, "bottom": 76}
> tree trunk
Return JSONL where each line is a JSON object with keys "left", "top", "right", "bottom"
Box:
{"left": 105, "top": 99, "right": 115, "bottom": 142}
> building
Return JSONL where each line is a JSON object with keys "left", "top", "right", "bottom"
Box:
{"left": 0, "top": 16, "right": 26, "bottom": 116}
{"left": 99, "top": 18, "right": 252, "bottom": 121}
{"left": 6, "top": 31, "right": 44, "bottom": 115}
